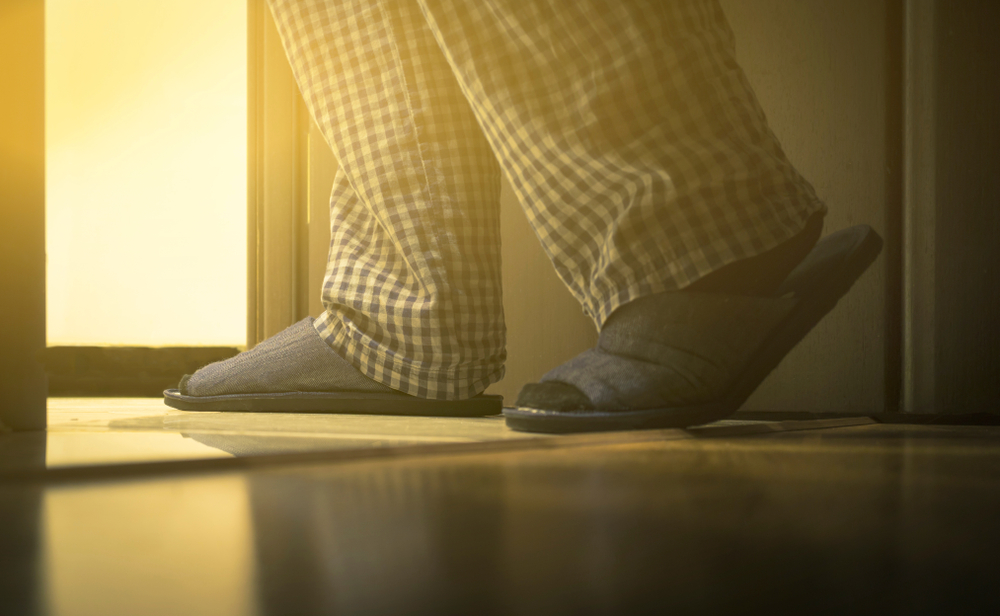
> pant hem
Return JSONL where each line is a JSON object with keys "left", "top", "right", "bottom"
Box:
{"left": 312, "top": 311, "right": 506, "bottom": 401}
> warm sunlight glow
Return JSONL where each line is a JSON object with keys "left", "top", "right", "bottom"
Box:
{"left": 44, "top": 476, "right": 256, "bottom": 616}
{"left": 46, "top": 0, "right": 246, "bottom": 346}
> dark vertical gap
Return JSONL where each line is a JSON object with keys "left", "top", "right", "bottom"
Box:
{"left": 931, "top": 0, "right": 1000, "bottom": 412}
{"left": 248, "top": 0, "right": 264, "bottom": 349}
{"left": 294, "top": 92, "right": 312, "bottom": 321}
{"left": 0, "top": 482, "right": 46, "bottom": 614}
{"left": 882, "top": 0, "right": 905, "bottom": 414}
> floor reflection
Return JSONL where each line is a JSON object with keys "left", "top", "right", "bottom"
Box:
{"left": 4, "top": 398, "right": 538, "bottom": 472}
{"left": 0, "top": 431, "right": 45, "bottom": 615}
{"left": 3, "top": 424, "right": 1000, "bottom": 614}
{"left": 14, "top": 398, "right": 858, "bottom": 473}
{"left": 239, "top": 427, "right": 1000, "bottom": 614}
{"left": 247, "top": 461, "right": 508, "bottom": 614}
{"left": 41, "top": 475, "right": 256, "bottom": 616}
{"left": 46, "top": 432, "right": 233, "bottom": 467}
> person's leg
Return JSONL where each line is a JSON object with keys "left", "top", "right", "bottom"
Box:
{"left": 176, "top": 0, "right": 505, "bottom": 405}
{"left": 417, "top": 0, "right": 824, "bottom": 319}
{"left": 413, "top": 0, "right": 876, "bottom": 429}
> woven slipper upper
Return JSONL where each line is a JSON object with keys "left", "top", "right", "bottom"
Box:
{"left": 182, "top": 318, "right": 394, "bottom": 397}
{"left": 535, "top": 292, "right": 798, "bottom": 411}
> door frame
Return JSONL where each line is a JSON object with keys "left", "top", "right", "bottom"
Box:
{"left": 0, "top": 0, "right": 46, "bottom": 431}
{"left": 247, "top": 0, "right": 311, "bottom": 348}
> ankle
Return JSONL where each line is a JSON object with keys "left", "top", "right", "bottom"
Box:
{"left": 686, "top": 212, "right": 824, "bottom": 296}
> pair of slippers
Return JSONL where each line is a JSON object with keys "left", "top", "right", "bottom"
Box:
{"left": 164, "top": 225, "right": 882, "bottom": 433}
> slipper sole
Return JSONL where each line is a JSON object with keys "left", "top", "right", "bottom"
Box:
{"left": 503, "top": 225, "right": 883, "bottom": 433}
{"left": 163, "top": 389, "right": 503, "bottom": 417}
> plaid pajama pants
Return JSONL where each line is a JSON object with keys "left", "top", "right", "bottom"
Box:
{"left": 267, "top": 0, "right": 826, "bottom": 400}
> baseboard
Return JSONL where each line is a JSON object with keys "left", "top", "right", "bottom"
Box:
{"left": 45, "top": 346, "right": 240, "bottom": 397}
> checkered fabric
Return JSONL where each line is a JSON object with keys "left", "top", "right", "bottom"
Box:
{"left": 267, "top": 0, "right": 826, "bottom": 400}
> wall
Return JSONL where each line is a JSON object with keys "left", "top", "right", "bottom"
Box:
{"left": 724, "top": 0, "right": 895, "bottom": 413}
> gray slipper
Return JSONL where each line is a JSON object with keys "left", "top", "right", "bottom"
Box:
{"left": 504, "top": 225, "right": 882, "bottom": 433}
{"left": 163, "top": 318, "right": 502, "bottom": 417}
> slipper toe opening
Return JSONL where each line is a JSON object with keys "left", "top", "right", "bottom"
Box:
{"left": 516, "top": 381, "right": 594, "bottom": 412}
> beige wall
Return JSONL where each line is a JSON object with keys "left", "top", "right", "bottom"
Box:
{"left": 724, "top": 0, "right": 892, "bottom": 413}
{"left": 306, "top": 0, "right": 893, "bottom": 411}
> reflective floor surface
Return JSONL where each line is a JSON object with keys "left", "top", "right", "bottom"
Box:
{"left": 3, "top": 415, "right": 1000, "bottom": 615}
{"left": 0, "top": 398, "right": 851, "bottom": 474}
{"left": 0, "top": 398, "right": 544, "bottom": 472}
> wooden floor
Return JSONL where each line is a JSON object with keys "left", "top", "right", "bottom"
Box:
{"left": 1, "top": 401, "right": 999, "bottom": 615}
